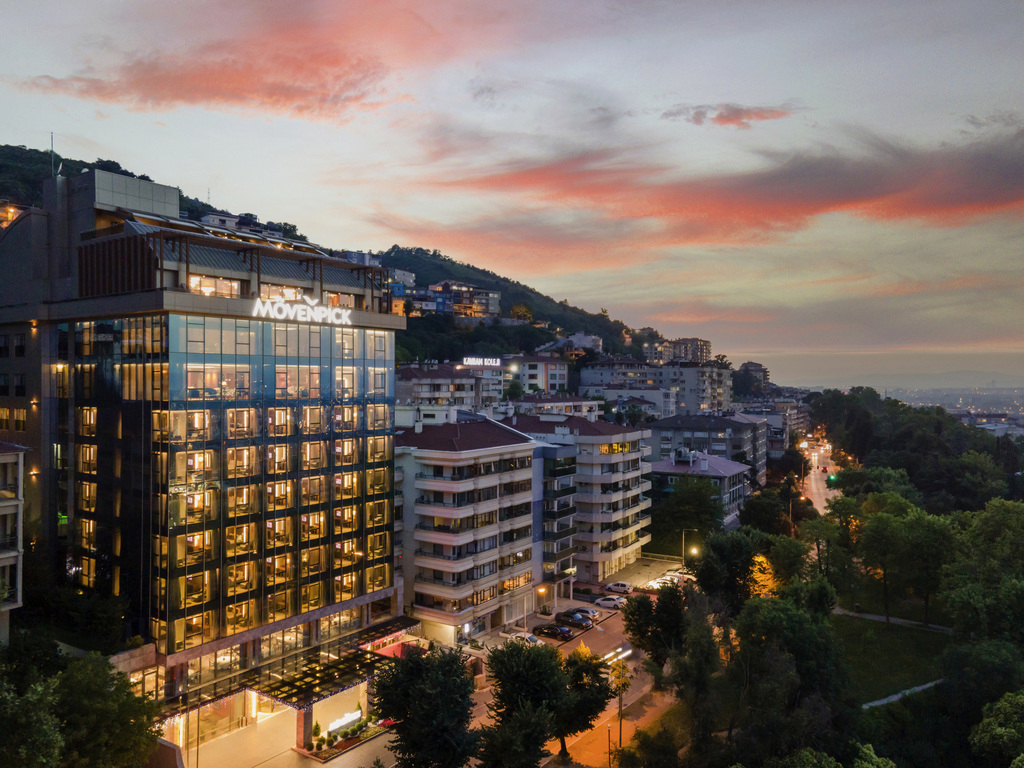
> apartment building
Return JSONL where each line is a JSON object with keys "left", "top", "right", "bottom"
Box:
{"left": 650, "top": 450, "right": 750, "bottom": 526}
{"left": 511, "top": 393, "right": 603, "bottom": 422}
{"left": 642, "top": 337, "right": 711, "bottom": 364}
{"left": 509, "top": 356, "right": 571, "bottom": 394}
{"left": 428, "top": 281, "right": 501, "bottom": 319}
{"left": 582, "top": 360, "right": 732, "bottom": 415}
{"left": 394, "top": 417, "right": 538, "bottom": 644}
{"left": 0, "top": 169, "right": 411, "bottom": 752}
{"left": 579, "top": 357, "right": 653, "bottom": 391}
{"left": 645, "top": 413, "right": 767, "bottom": 487}
{"left": 500, "top": 414, "right": 651, "bottom": 584}
{"left": 0, "top": 441, "right": 25, "bottom": 645}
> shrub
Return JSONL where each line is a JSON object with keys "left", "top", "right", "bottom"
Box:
{"left": 305, "top": 741, "right": 314, "bottom": 751}
{"left": 316, "top": 742, "right": 323, "bottom": 751}
{"left": 312, "top": 721, "right": 321, "bottom": 739}
{"left": 326, "top": 735, "right": 336, "bottom": 747}
{"left": 317, "top": 736, "right": 326, "bottom": 747}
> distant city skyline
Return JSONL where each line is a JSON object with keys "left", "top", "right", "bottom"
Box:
{"left": 4, "top": 0, "right": 1023, "bottom": 384}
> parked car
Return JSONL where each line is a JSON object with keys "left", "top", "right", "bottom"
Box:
{"left": 645, "top": 577, "right": 679, "bottom": 590}
{"left": 555, "top": 611, "right": 594, "bottom": 630}
{"left": 572, "top": 606, "right": 600, "bottom": 619}
{"left": 605, "top": 581, "right": 633, "bottom": 594}
{"left": 594, "top": 595, "right": 626, "bottom": 609}
{"left": 535, "top": 624, "right": 574, "bottom": 641}
{"left": 507, "top": 632, "right": 542, "bottom": 645}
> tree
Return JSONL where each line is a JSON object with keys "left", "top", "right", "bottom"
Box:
{"left": 670, "top": 591, "right": 719, "bottom": 750}
{"left": 696, "top": 530, "right": 756, "bottom": 615}
{"left": 0, "top": 677, "right": 62, "bottom": 768}
{"left": 503, "top": 380, "right": 525, "bottom": 401}
{"left": 553, "top": 643, "right": 614, "bottom": 760}
{"left": 858, "top": 513, "right": 905, "bottom": 623}
{"left": 799, "top": 517, "right": 854, "bottom": 591}
{"left": 731, "top": 596, "right": 851, "bottom": 761}
{"left": 55, "top": 653, "right": 161, "bottom": 768}
{"left": 741, "top": 491, "right": 792, "bottom": 536}
{"left": 896, "top": 510, "right": 954, "bottom": 626}
{"left": 622, "top": 403, "right": 646, "bottom": 427}
{"left": 485, "top": 639, "right": 566, "bottom": 767}
{"left": 477, "top": 702, "right": 553, "bottom": 768}
{"left": 620, "top": 584, "right": 688, "bottom": 669}
{"left": 942, "top": 499, "right": 1024, "bottom": 643}
{"left": 374, "top": 646, "right": 478, "bottom": 768}
{"left": 278, "top": 221, "right": 309, "bottom": 242}
{"left": 970, "top": 690, "right": 1024, "bottom": 766}
{"left": 711, "top": 353, "right": 732, "bottom": 370}
{"left": 510, "top": 303, "right": 533, "bottom": 321}
{"left": 609, "top": 659, "right": 632, "bottom": 748}
{"left": 767, "top": 535, "right": 811, "bottom": 588}
{"left": 615, "top": 726, "right": 679, "bottom": 768}
{"left": 649, "top": 478, "right": 724, "bottom": 559}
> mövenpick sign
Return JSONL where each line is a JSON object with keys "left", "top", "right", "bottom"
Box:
{"left": 252, "top": 296, "right": 353, "bottom": 326}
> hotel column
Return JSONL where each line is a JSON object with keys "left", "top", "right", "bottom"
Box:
{"left": 296, "top": 705, "right": 313, "bottom": 749}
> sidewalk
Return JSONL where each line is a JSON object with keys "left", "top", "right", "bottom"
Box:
{"left": 542, "top": 667, "right": 675, "bottom": 768}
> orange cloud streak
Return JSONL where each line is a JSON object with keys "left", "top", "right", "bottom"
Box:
{"left": 429, "top": 132, "right": 1024, "bottom": 248}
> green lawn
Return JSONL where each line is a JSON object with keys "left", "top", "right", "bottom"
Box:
{"left": 832, "top": 613, "right": 950, "bottom": 705}
{"left": 837, "top": 575, "right": 953, "bottom": 628}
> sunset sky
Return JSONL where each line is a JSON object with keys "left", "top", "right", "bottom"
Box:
{"left": 4, "top": 0, "right": 1023, "bottom": 385}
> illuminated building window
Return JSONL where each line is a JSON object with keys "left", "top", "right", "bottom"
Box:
{"left": 187, "top": 274, "right": 240, "bottom": 299}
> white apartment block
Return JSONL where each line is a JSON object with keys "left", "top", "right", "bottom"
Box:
{"left": 501, "top": 415, "right": 651, "bottom": 584}
{"left": 509, "top": 356, "right": 571, "bottom": 394}
{"left": 395, "top": 418, "right": 538, "bottom": 645}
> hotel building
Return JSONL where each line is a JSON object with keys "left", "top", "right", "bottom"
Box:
{"left": 0, "top": 170, "right": 411, "bottom": 752}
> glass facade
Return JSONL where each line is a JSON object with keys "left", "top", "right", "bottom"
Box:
{"left": 66, "top": 313, "right": 395, "bottom": 655}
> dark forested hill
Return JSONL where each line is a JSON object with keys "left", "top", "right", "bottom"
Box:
{"left": 0, "top": 144, "right": 225, "bottom": 220}
{"left": 379, "top": 245, "right": 653, "bottom": 355}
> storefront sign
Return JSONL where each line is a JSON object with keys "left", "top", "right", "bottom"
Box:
{"left": 252, "top": 296, "right": 352, "bottom": 325}
{"left": 462, "top": 356, "right": 501, "bottom": 367}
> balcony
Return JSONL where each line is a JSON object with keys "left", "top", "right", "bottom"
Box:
{"left": 542, "top": 544, "right": 578, "bottom": 562}
{"left": 542, "top": 525, "right": 577, "bottom": 542}
{"left": 543, "top": 485, "right": 576, "bottom": 500}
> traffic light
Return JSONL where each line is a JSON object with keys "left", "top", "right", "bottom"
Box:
{"left": 828, "top": 474, "right": 837, "bottom": 482}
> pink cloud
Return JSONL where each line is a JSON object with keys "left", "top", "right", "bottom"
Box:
{"left": 21, "top": 1, "right": 527, "bottom": 121}
{"left": 662, "top": 102, "right": 798, "bottom": 129}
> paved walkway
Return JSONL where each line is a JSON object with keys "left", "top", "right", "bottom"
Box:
{"left": 862, "top": 679, "right": 944, "bottom": 709}
{"left": 832, "top": 606, "right": 953, "bottom": 634}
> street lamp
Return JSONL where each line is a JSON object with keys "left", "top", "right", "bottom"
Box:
{"left": 788, "top": 495, "right": 806, "bottom": 526}
{"left": 537, "top": 584, "right": 550, "bottom": 613}
{"left": 680, "top": 528, "right": 698, "bottom": 572}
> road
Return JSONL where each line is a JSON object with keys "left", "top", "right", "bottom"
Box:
{"left": 802, "top": 447, "right": 839, "bottom": 514}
